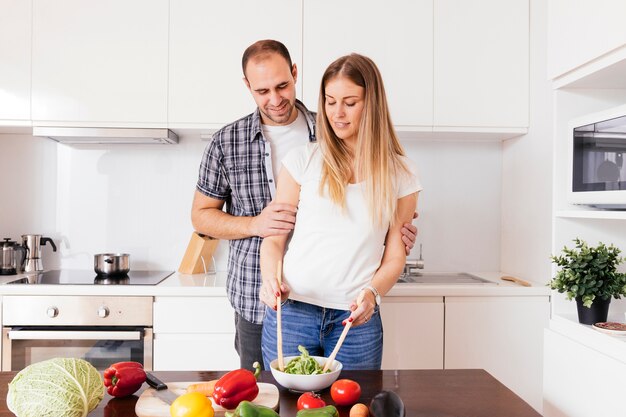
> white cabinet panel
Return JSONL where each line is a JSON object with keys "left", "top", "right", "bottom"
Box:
{"left": 381, "top": 296, "right": 443, "bottom": 370}
{"left": 154, "top": 297, "right": 235, "bottom": 334}
{"left": 543, "top": 329, "right": 626, "bottom": 417}
{"left": 548, "top": 0, "right": 626, "bottom": 80}
{"left": 302, "top": 0, "right": 433, "bottom": 128}
{"left": 168, "top": 0, "right": 302, "bottom": 127}
{"left": 0, "top": 0, "right": 31, "bottom": 124}
{"left": 31, "top": 0, "right": 168, "bottom": 126}
{"left": 154, "top": 333, "right": 239, "bottom": 371}
{"left": 445, "top": 296, "right": 549, "bottom": 413}
{"left": 434, "top": 0, "right": 529, "bottom": 129}
{"left": 153, "top": 297, "right": 238, "bottom": 371}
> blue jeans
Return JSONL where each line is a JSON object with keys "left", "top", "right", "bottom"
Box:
{"left": 261, "top": 300, "right": 383, "bottom": 370}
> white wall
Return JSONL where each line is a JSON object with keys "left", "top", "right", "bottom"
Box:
{"left": 501, "top": 0, "right": 553, "bottom": 283}
{"left": 0, "top": 133, "right": 502, "bottom": 273}
{"left": 0, "top": 133, "right": 57, "bottom": 242}
{"left": 403, "top": 140, "right": 502, "bottom": 272}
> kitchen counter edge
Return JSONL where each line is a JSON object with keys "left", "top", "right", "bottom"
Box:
{"left": 0, "top": 271, "right": 550, "bottom": 297}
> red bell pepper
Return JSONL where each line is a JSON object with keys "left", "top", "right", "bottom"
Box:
{"left": 103, "top": 361, "right": 147, "bottom": 397}
{"left": 213, "top": 362, "right": 261, "bottom": 409}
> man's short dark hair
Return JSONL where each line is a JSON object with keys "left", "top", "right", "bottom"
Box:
{"left": 242, "top": 40, "right": 293, "bottom": 77}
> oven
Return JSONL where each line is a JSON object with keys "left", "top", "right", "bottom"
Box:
{"left": 2, "top": 295, "right": 153, "bottom": 371}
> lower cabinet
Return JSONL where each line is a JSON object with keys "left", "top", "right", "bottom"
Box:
{"left": 444, "top": 296, "right": 550, "bottom": 413}
{"left": 381, "top": 296, "right": 444, "bottom": 369}
{"left": 153, "top": 296, "right": 239, "bottom": 371}
{"left": 543, "top": 328, "right": 626, "bottom": 417}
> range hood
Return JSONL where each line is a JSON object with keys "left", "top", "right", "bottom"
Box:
{"left": 32, "top": 127, "right": 178, "bottom": 144}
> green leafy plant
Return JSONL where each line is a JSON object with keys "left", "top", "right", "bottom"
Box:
{"left": 550, "top": 238, "right": 626, "bottom": 308}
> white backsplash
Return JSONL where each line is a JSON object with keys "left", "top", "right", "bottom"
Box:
{"left": 0, "top": 133, "right": 502, "bottom": 273}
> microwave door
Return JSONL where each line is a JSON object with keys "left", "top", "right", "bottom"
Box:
{"left": 573, "top": 134, "right": 626, "bottom": 192}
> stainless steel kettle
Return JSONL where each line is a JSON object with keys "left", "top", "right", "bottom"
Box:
{"left": 1, "top": 238, "right": 28, "bottom": 275}
{"left": 22, "top": 234, "right": 57, "bottom": 273}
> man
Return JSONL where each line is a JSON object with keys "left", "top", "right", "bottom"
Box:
{"left": 192, "top": 40, "right": 417, "bottom": 370}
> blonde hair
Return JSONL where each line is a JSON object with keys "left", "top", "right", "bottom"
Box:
{"left": 317, "top": 53, "right": 411, "bottom": 226}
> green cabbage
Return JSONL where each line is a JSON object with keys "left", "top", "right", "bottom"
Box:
{"left": 7, "top": 357, "right": 104, "bottom": 417}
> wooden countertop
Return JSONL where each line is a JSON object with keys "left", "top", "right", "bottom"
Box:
{"left": 0, "top": 369, "right": 541, "bottom": 417}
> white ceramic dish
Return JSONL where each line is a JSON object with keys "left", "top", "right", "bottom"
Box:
{"left": 269, "top": 356, "right": 342, "bottom": 392}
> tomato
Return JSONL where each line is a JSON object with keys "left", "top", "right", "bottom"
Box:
{"left": 330, "top": 379, "right": 361, "bottom": 406}
{"left": 297, "top": 391, "right": 326, "bottom": 410}
{"left": 170, "top": 392, "right": 214, "bottom": 417}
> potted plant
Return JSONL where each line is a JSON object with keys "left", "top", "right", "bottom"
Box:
{"left": 550, "top": 238, "right": 626, "bottom": 324}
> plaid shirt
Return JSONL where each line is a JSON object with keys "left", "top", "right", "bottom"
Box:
{"left": 196, "top": 100, "right": 316, "bottom": 324}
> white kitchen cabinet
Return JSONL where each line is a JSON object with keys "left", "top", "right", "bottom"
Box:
{"left": 434, "top": 0, "right": 529, "bottom": 131}
{"left": 168, "top": 0, "right": 303, "bottom": 129}
{"left": 444, "top": 296, "right": 549, "bottom": 412}
{"left": 31, "top": 0, "right": 168, "bottom": 126}
{"left": 0, "top": 0, "right": 31, "bottom": 125}
{"left": 548, "top": 0, "right": 626, "bottom": 82}
{"left": 153, "top": 297, "right": 239, "bottom": 371}
{"left": 543, "top": 328, "right": 626, "bottom": 417}
{"left": 381, "top": 296, "right": 444, "bottom": 370}
{"left": 302, "top": 0, "right": 433, "bottom": 130}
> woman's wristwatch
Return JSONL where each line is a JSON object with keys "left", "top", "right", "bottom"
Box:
{"left": 362, "top": 285, "right": 381, "bottom": 306}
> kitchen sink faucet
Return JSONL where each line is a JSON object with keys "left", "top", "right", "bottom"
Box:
{"left": 403, "top": 244, "right": 425, "bottom": 276}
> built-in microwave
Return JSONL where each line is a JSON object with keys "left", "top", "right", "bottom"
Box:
{"left": 568, "top": 103, "right": 626, "bottom": 209}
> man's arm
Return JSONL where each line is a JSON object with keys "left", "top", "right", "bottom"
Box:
{"left": 402, "top": 212, "right": 419, "bottom": 255}
{"left": 191, "top": 190, "right": 297, "bottom": 240}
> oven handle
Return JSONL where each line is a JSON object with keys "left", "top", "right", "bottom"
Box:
{"left": 7, "top": 330, "right": 142, "bottom": 340}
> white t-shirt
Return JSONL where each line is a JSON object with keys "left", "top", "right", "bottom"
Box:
{"left": 262, "top": 109, "right": 309, "bottom": 196}
{"left": 281, "top": 142, "right": 422, "bottom": 310}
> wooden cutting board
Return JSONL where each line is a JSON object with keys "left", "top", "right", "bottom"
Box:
{"left": 135, "top": 382, "right": 279, "bottom": 417}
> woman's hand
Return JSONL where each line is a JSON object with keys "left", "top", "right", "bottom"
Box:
{"left": 344, "top": 289, "right": 376, "bottom": 327}
{"left": 259, "top": 278, "right": 290, "bottom": 310}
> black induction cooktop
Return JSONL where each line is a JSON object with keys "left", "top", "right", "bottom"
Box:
{"left": 5, "top": 269, "right": 174, "bottom": 285}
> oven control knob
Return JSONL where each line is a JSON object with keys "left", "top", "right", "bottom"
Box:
{"left": 98, "top": 306, "right": 110, "bottom": 318}
{"left": 46, "top": 307, "right": 59, "bottom": 318}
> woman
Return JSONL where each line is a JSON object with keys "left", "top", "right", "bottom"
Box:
{"left": 259, "top": 53, "right": 421, "bottom": 370}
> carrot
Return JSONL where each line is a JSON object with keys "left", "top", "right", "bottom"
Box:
{"left": 186, "top": 380, "right": 217, "bottom": 396}
{"left": 350, "top": 403, "right": 369, "bottom": 417}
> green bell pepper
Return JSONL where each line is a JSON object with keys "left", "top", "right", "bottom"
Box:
{"left": 224, "top": 400, "right": 279, "bottom": 417}
{"left": 295, "top": 405, "right": 339, "bottom": 417}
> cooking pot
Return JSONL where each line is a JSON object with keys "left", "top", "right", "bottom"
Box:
{"left": 94, "top": 253, "right": 130, "bottom": 277}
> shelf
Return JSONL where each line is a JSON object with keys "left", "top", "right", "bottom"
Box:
{"left": 550, "top": 314, "right": 626, "bottom": 364}
{"left": 555, "top": 210, "right": 626, "bottom": 220}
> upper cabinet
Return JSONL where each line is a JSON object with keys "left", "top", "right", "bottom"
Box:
{"left": 31, "top": 0, "right": 168, "bottom": 127}
{"left": 8, "top": 1, "right": 528, "bottom": 138}
{"left": 548, "top": 0, "right": 626, "bottom": 86}
{"left": 0, "top": 0, "right": 31, "bottom": 125}
{"left": 302, "top": 0, "right": 433, "bottom": 130}
{"left": 434, "top": 0, "right": 529, "bottom": 131}
{"left": 303, "top": 0, "right": 528, "bottom": 139}
{"left": 168, "top": 0, "right": 302, "bottom": 129}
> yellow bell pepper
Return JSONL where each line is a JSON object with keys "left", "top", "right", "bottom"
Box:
{"left": 170, "top": 392, "right": 214, "bottom": 417}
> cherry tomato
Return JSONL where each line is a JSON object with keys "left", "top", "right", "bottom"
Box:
{"left": 297, "top": 391, "right": 326, "bottom": 410}
{"left": 330, "top": 379, "right": 361, "bottom": 406}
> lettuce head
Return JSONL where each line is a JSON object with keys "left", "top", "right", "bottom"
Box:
{"left": 7, "top": 357, "right": 104, "bottom": 417}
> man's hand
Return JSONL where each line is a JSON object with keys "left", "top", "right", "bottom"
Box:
{"left": 401, "top": 212, "right": 419, "bottom": 255}
{"left": 249, "top": 202, "right": 298, "bottom": 238}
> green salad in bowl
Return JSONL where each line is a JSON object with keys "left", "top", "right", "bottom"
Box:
{"left": 284, "top": 345, "right": 331, "bottom": 375}
{"left": 270, "top": 345, "right": 342, "bottom": 391}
